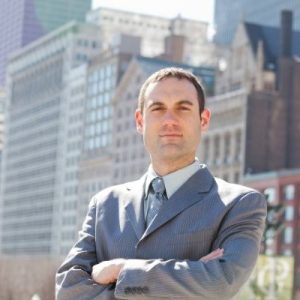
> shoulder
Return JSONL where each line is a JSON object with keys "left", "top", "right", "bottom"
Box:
{"left": 91, "top": 175, "right": 145, "bottom": 207}
{"left": 214, "top": 177, "right": 266, "bottom": 207}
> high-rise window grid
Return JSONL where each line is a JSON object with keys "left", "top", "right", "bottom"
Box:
{"left": 85, "top": 64, "right": 117, "bottom": 151}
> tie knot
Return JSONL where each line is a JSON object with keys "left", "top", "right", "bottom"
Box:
{"left": 151, "top": 177, "right": 166, "bottom": 194}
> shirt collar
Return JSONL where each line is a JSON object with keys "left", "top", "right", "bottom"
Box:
{"left": 145, "top": 158, "right": 203, "bottom": 199}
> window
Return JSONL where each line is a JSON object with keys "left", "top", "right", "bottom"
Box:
{"left": 213, "top": 135, "right": 220, "bottom": 165}
{"left": 234, "top": 172, "right": 240, "bottom": 183}
{"left": 97, "top": 94, "right": 104, "bottom": 106}
{"left": 92, "top": 97, "right": 97, "bottom": 108}
{"left": 224, "top": 134, "right": 231, "bottom": 164}
{"left": 264, "top": 187, "right": 277, "bottom": 204}
{"left": 234, "top": 130, "right": 241, "bottom": 161}
{"left": 282, "top": 249, "right": 292, "bottom": 256}
{"left": 283, "top": 185, "right": 295, "bottom": 201}
{"left": 98, "top": 80, "right": 104, "bottom": 93}
{"left": 285, "top": 206, "right": 294, "bottom": 221}
{"left": 203, "top": 138, "right": 210, "bottom": 162}
{"left": 223, "top": 173, "right": 229, "bottom": 181}
{"left": 283, "top": 227, "right": 293, "bottom": 244}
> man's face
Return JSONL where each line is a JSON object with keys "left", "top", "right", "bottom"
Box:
{"left": 135, "top": 77, "right": 210, "bottom": 166}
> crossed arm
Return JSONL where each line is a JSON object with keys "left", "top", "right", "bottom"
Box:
{"left": 56, "top": 192, "right": 266, "bottom": 299}
{"left": 92, "top": 248, "right": 224, "bottom": 285}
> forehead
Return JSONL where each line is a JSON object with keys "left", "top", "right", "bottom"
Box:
{"left": 144, "top": 77, "right": 198, "bottom": 99}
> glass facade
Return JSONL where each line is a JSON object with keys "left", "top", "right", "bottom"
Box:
{"left": 214, "top": 0, "right": 300, "bottom": 45}
{"left": 0, "top": 55, "right": 63, "bottom": 254}
{"left": 85, "top": 64, "right": 116, "bottom": 151}
{"left": 0, "top": 0, "right": 91, "bottom": 85}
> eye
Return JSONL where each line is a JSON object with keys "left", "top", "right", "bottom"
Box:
{"left": 151, "top": 106, "right": 164, "bottom": 111}
{"left": 178, "top": 106, "right": 191, "bottom": 111}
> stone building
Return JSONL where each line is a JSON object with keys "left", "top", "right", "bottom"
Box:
{"left": 199, "top": 11, "right": 300, "bottom": 183}
{"left": 86, "top": 6, "right": 216, "bottom": 66}
{"left": 244, "top": 11, "right": 300, "bottom": 174}
{"left": 244, "top": 169, "right": 300, "bottom": 299}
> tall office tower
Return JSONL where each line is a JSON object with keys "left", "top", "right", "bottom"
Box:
{"left": 214, "top": 0, "right": 300, "bottom": 45}
{"left": 86, "top": 7, "right": 216, "bottom": 66}
{"left": 0, "top": 89, "right": 5, "bottom": 225}
{"left": 0, "top": 22, "right": 101, "bottom": 255}
{"left": 0, "top": 0, "right": 91, "bottom": 86}
{"left": 0, "top": 89, "right": 4, "bottom": 153}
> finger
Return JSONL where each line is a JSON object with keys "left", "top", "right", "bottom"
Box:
{"left": 200, "top": 248, "right": 224, "bottom": 263}
{"left": 201, "top": 249, "right": 223, "bottom": 260}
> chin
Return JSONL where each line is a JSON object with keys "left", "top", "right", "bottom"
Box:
{"left": 160, "top": 148, "right": 185, "bottom": 160}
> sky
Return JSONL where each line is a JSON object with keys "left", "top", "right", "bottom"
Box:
{"left": 92, "top": 0, "right": 215, "bottom": 25}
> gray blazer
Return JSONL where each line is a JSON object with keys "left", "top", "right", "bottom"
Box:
{"left": 56, "top": 166, "right": 267, "bottom": 300}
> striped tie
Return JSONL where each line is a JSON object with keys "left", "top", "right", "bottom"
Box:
{"left": 146, "top": 177, "right": 167, "bottom": 227}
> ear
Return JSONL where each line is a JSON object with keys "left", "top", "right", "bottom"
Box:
{"left": 135, "top": 109, "right": 144, "bottom": 134}
{"left": 200, "top": 109, "right": 211, "bottom": 131}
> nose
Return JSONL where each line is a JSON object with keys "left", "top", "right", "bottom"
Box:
{"left": 162, "top": 110, "right": 178, "bottom": 125}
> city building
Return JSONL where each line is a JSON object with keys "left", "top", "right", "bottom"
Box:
{"left": 244, "top": 11, "right": 300, "bottom": 174}
{"left": 76, "top": 40, "right": 139, "bottom": 241}
{"left": 0, "top": 88, "right": 5, "bottom": 250}
{"left": 0, "top": 21, "right": 101, "bottom": 255}
{"left": 214, "top": 0, "right": 300, "bottom": 45}
{"left": 86, "top": 6, "right": 216, "bottom": 66}
{"left": 243, "top": 169, "right": 300, "bottom": 299}
{"left": 199, "top": 89, "right": 246, "bottom": 183}
{"left": 199, "top": 11, "right": 300, "bottom": 183}
{"left": 0, "top": 88, "right": 5, "bottom": 152}
{"left": 58, "top": 64, "right": 88, "bottom": 255}
{"left": 0, "top": 0, "right": 91, "bottom": 85}
{"left": 0, "top": 7, "right": 216, "bottom": 256}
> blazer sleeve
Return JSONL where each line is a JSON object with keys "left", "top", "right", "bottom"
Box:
{"left": 56, "top": 197, "right": 114, "bottom": 300}
{"left": 114, "top": 191, "right": 267, "bottom": 300}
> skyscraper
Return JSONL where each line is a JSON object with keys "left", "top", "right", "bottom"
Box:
{"left": 214, "top": 0, "right": 300, "bottom": 45}
{"left": 0, "top": 0, "right": 91, "bottom": 85}
{"left": 0, "top": 22, "right": 100, "bottom": 255}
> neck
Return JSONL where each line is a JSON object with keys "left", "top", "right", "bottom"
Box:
{"left": 151, "top": 157, "right": 195, "bottom": 176}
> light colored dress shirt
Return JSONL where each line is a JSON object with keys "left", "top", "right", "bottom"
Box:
{"left": 144, "top": 158, "right": 206, "bottom": 218}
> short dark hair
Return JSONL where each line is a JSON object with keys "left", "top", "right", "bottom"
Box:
{"left": 138, "top": 67, "right": 206, "bottom": 115}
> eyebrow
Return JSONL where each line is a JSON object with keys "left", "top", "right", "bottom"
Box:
{"left": 176, "top": 100, "right": 194, "bottom": 106}
{"left": 147, "top": 99, "right": 194, "bottom": 109}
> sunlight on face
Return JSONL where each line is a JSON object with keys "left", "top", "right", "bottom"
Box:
{"left": 135, "top": 77, "right": 210, "bottom": 170}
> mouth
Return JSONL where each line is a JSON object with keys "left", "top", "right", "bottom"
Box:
{"left": 160, "top": 134, "right": 182, "bottom": 138}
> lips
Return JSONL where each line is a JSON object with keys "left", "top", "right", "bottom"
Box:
{"left": 160, "top": 133, "right": 182, "bottom": 137}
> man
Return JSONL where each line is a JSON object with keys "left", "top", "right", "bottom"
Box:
{"left": 56, "top": 68, "right": 266, "bottom": 299}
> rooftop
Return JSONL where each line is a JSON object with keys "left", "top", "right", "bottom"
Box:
{"left": 245, "top": 22, "right": 300, "bottom": 70}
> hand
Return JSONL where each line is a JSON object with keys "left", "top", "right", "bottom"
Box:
{"left": 200, "top": 248, "right": 224, "bottom": 263}
{"left": 92, "top": 258, "right": 126, "bottom": 285}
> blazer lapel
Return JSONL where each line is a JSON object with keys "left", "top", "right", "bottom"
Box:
{"left": 141, "top": 166, "right": 214, "bottom": 240}
{"left": 123, "top": 174, "right": 147, "bottom": 240}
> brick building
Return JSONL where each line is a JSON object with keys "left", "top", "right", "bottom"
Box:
{"left": 244, "top": 169, "right": 300, "bottom": 299}
{"left": 245, "top": 11, "right": 300, "bottom": 174}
